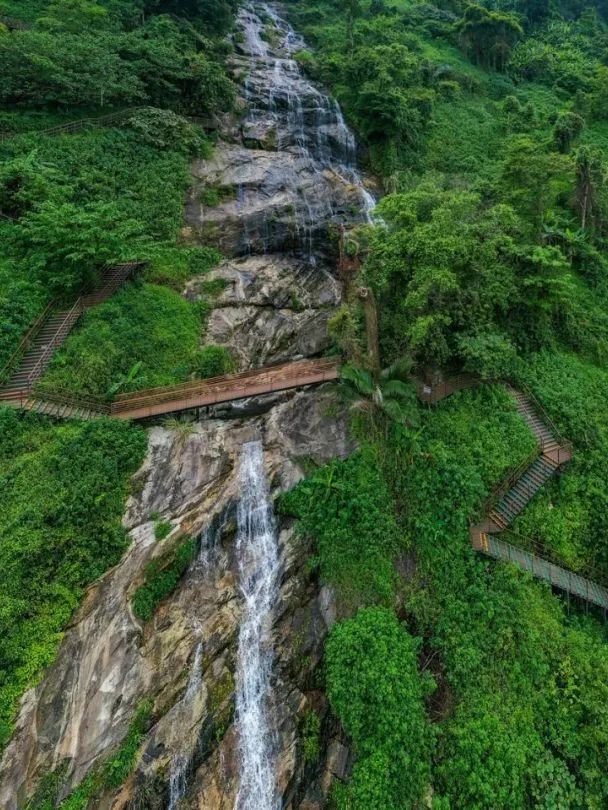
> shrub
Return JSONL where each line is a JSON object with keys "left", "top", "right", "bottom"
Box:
{"left": 194, "top": 344, "right": 236, "bottom": 378}
{"left": 326, "top": 608, "right": 433, "bottom": 810}
{"left": 132, "top": 538, "right": 196, "bottom": 622}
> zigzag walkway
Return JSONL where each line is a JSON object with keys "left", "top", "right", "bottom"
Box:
{"left": 419, "top": 375, "right": 608, "bottom": 610}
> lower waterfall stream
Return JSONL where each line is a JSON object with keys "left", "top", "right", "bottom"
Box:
{"left": 234, "top": 440, "right": 281, "bottom": 810}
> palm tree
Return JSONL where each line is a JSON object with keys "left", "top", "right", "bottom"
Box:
{"left": 337, "top": 359, "right": 419, "bottom": 430}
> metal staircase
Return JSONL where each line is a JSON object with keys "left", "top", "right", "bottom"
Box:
{"left": 0, "top": 262, "right": 144, "bottom": 403}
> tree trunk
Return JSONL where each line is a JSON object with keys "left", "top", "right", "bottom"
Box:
{"left": 357, "top": 286, "right": 380, "bottom": 374}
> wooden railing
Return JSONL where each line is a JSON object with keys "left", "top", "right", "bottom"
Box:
{"left": 31, "top": 385, "right": 111, "bottom": 415}
{"left": 9, "top": 359, "right": 339, "bottom": 420}
{"left": 414, "top": 373, "right": 478, "bottom": 405}
{"left": 26, "top": 299, "right": 83, "bottom": 388}
{"left": 0, "top": 261, "right": 143, "bottom": 393}
{"left": 516, "top": 379, "right": 573, "bottom": 459}
{"left": 110, "top": 358, "right": 340, "bottom": 417}
{"left": 473, "top": 528, "right": 608, "bottom": 608}
{"left": 0, "top": 299, "right": 56, "bottom": 383}
{"left": 0, "top": 108, "right": 143, "bottom": 142}
{"left": 0, "top": 108, "right": 216, "bottom": 142}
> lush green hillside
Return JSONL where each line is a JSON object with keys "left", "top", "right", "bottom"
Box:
{"left": 3, "top": 0, "right": 608, "bottom": 806}
{"left": 283, "top": 0, "right": 608, "bottom": 806}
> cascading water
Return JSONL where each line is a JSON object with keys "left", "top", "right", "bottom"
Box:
{"left": 234, "top": 440, "right": 281, "bottom": 810}
{"left": 236, "top": 3, "right": 376, "bottom": 240}
{"left": 167, "top": 641, "right": 203, "bottom": 810}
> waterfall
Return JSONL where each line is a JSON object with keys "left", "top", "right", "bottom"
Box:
{"left": 234, "top": 440, "right": 281, "bottom": 810}
{"left": 236, "top": 3, "right": 376, "bottom": 237}
{"left": 167, "top": 641, "right": 203, "bottom": 810}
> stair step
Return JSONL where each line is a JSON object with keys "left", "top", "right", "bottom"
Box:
{"left": 489, "top": 510, "right": 509, "bottom": 529}
{"left": 502, "top": 490, "right": 530, "bottom": 509}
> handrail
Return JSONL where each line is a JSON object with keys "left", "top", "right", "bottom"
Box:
{"left": 30, "top": 385, "right": 110, "bottom": 415}
{"left": 113, "top": 358, "right": 339, "bottom": 401}
{"left": 0, "top": 107, "right": 144, "bottom": 142}
{"left": 10, "top": 359, "right": 337, "bottom": 420}
{"left": 26, "top": 298, "right": 83, "bottom": 388}
{"left": 515, "top": 380, "right": 572, "bottom": 453}
{"left": 485, "top": 527, "right": 608, "bottom": 592}
{"left": 479, "top": 445, "right": 541, "bottom": 517}
{"left": 110, "top": 359, "right": 340, "bottom": 415}
{"left": 0, "top": 108, "right": 213, "bottom": 142}
{"left": 414, "top": 373, "right": 477, "bottom": 404}
{"left": 0, "top": 260, "right": 144, "bottom": 393}
{"left": 0, "top": 299, "right": 56, "bottom": 382}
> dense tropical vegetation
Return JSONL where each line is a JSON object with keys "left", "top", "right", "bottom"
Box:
{"left": 280, "top": 0, "right": 608, "bottom": 806}
{"left": 3, "top": 0, "right": 608, "bottom": 807}
{"left": 0, "top": 0, "right": 235, "bottom": 755}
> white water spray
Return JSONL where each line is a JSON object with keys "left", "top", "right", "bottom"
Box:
{"left": 234, "top": 440, "right": 281, "bottom": 810}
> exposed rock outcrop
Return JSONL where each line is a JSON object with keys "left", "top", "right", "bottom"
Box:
{"left": 0, "top": 391, "right": 354, "bottom": 810}
{"left": 185, "top": 255, "right": 340, "bottom": 369}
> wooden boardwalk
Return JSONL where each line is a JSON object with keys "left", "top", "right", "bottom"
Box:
{"left": 473, "top": 531, "right": 608, "bottom": 610}
{"left": 109, "top": 358, "right": 339, "bottom": 419}
{"left": 419, "top": 374, "right": 607, "bottom": 610}
{"left": 6, "top": 358, "right": 340, "bottom": 421}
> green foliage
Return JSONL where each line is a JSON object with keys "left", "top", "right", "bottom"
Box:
{"left": 0, "top": 10, "right": 234, "bottom": 111}
{"left": 512, "top": 352, "right": 608, "bottom": 576}
{"left": 126, "top": 108, "right": 211, "bottom": 155}
{"left": 154, "top": 520, "right": 172, "bottom": 541}
{"left": 143, "top": 245, "right": 221, "bottom": 290}
{"left": 132, "top": 538, "right": 196, "bottom": 622}
{"left": 0, "top": 0, "right": 232, "bottom": 367}
{"left": 0, "top": 411, "right": 147, "bottom": 748}
{"left": 16, "top": 200, "right": 144, "bottom": 296}
{"left": 102, "top": 700, "right": 153, "bottom": 789}
{"left": 326, "top": 607, "right": 432, "bottom": 810}
{"left": 300, "top": 710, "right": 321, "bottom": 764}
{"left": 280, "top": 447, "right": 401, "bottom": 607}
{"left": 338, "top": 361, "right": 419, "bottom": 432}
{"left": 40, "top": 283, "right": 210, "bottom": 398}
{"left": 455, "top": 4, "right": 523, "bottom": 72}
{"left": 194, "top": 344, "right": 236, "bottom": 378}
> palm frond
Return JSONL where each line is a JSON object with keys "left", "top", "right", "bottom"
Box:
{"left": 340, "top": 363, "right": 375, "bottom": 396}
{"left": 382, "top": 379, "right": 416, "bottom": 401}
{"left": 380, "top": 355, "right": 414, "bottom": 382}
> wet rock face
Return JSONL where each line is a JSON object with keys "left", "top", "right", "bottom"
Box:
{"left": 0, "top": 391, "right": 355, "bottom": 810}
{"left": 183, "top": 6, "right": 373, "bottom": 260}
{"left": 185, "top": 255, "right": 341, "bottom": 369}
{"left": 185, "top": 145, "right": 364, "bottom": 259}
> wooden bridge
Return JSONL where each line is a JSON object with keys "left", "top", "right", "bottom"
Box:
{"left": 2, "top": 358, "right": 340, "bottom": 421}
{"left": 420, "top": 374, "right": 608, "bottom": 610}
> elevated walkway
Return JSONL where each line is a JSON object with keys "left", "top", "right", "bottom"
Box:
{"left": 418, "top": 373, "right": 604, "bottom": 610}
{"left": 5, "top": 358, "right": 340, "bottom": 421}
{"left": 0, "top": 262, "right": 144, "bottom": 403}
